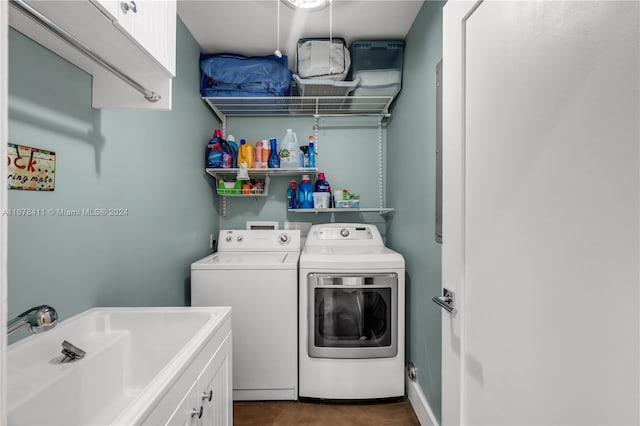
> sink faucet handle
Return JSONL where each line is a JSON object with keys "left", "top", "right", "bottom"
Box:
{"left": 30, "top": 305, "right": 58, "bottom": 333}
{"left": 7, "top": 305, "right": 58, "bottom": 335}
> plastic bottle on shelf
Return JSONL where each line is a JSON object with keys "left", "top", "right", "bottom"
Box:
{"left": 314, "top": 172, "right": 332, "bottom": 207}
{"left": 308, "top": 136, "right": 316, "bottom": 168}
{"left": 279, "top": 129, "right": 301, "bottom": 168}
{"left": 207, "top": 129, "right": 224, "bottom": 168}
{"left": 237, "top": 139, "right": 254, "bottom": 169}
{"left": 255, "top": 140, "right": 263, "bottom": 169}
{"left": 297, "top": 175, "right": 314, "bottom": 209}
{"left": 287, "top": 180, "right": 298, "bottom": 209}
{"left": 219, "top": 137, "right": 233, "bottom": 169}
{"left": 261, "top": 139, "right": 270, "bottom": 168}
{"left": 226, "top": 135, "right": 238, "bottom": 168}
{"left": 268, "top": 138, "right": 280, "bottom": 168}
{"left": 314, "top": 172, "right": 331, "bottom": 193}
{"left": 299, "top": 146, "right": 309, "bottom": 167}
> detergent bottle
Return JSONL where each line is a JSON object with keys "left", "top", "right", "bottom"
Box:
{"left": 255, "top": 140, "right": 263, "bottom": 169}
{"left": 261, "top": 140, "right": 270, "bottom": 168}
{"left": 226, "top": 135, "right": 239, "bottom": 168}
{"left": 207, "top": 129, "right": 224, "bottom": 168}
{"left": 279, "top": 129, "right": 301, "bottom": 168}
{"left": 237, "top": 139, "right": 254, "bottom": 169}
{"left": 297, "top": 175, "right": 314, "bottom": 208}
{"left": 314, "top": 172, "right": 332, "bottom": 207}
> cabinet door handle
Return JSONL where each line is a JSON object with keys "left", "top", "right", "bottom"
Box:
{"left": 191, "top": 406, "right": 203, "bottom": 419}
{"left": 120, "top": 1, "right": 137, "bottom": 13}
{"left": 202, "top": 390, "right": 213, "bottom": 402}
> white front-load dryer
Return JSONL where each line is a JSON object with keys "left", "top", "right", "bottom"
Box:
{"left": 298, "top": 224, "right": 405, "bottom": 399}
{"left": 191, "top": 229, "right": 300, "bottom": 401}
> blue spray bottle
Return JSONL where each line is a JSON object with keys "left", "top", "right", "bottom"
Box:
{"left": 287, "top": 180, "right": 297, "bottom": 209}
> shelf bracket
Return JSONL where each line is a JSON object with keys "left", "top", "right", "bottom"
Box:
{"left": 377, "top": 117, "right": 384, "bottom": 209}
{"left": 221, "top": 116, "right": 227, "bottom": 139}
{"left": 313, "top": 115, "right": 319, "bottom": 165}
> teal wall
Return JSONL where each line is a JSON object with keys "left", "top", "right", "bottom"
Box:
{"left": 387, "top": 1, "right": 444, "bottom": 421}
{"left": 7, "top": 19, "right": 219, "bottom": 335}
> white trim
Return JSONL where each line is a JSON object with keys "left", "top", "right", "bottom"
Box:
{"left": 1, "top": 0, "right": 8, "bottom": 423}
{"left": 442, "top": 2, "right": 483, "bottom": 424}
{"left": 407, "top": 378, "right": 439, "bottom": 426}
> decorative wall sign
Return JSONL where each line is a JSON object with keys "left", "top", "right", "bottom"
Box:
{"left": 7, "top": 144, "right": 56, "bottom": 191}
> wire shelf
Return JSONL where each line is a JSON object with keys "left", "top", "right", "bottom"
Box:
{"left": 202, "top": 96, "right": 394, "bottom": 120}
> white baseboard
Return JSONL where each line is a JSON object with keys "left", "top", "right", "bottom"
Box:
{"left": 407, "top": 378, "right": 439, "bottom": 426}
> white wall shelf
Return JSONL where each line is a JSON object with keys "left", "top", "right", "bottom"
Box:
{"left": 206, "top": 167, "right": 317, "bottom": 179}
{"left": 288, "top": 207, "right": 395, "bottom": 217}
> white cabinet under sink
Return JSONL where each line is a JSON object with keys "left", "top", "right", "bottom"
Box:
{"left": 8, "top": 0, "right": 176, "bottom": 110}
{"left": 163, "top": 333, "right": 232, "bottom": 426}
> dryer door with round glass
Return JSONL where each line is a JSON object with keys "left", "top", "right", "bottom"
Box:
{"left": 308, "top": 273, "right": 398, "bottom": 359}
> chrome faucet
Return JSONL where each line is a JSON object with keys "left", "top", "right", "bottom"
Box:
{"left": 7, "top": 305, "right": 58, "bottom": 336}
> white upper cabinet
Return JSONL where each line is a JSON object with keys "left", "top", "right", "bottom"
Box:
{"left": 94, "top": 0, "right": 176, "bottom": 75}
{"left": 9, "top": 0, "right": 176, "bottom": 110}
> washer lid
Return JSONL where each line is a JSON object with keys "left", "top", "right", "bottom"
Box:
{"left": 191, "top": 251, "right": 300, "bottom": 270}
{"left": 300, "top": 246, "right": 405, "bottom": 269}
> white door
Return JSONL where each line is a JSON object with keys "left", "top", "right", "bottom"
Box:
{"left": 441, "top": 1, "right": 639, "bottom": 425}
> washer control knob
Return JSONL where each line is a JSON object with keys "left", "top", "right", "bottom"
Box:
{"left": 225, "top": 235, "right": 232, "bottom": 242}
{"left": 279, "top": 233, "right": 289, "bottom": 244}
{"left": 237, "top": 235, "right": 243, "bottom": 242}
{"left": 340, "top": 228, "right": 350, "bottom": 238}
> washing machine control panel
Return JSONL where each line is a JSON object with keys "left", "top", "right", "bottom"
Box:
{"left": 218, "top": 230, "right": 300, "bottom": 251}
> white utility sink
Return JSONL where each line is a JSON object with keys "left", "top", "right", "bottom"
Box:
{"left": 7, "top": 307, "right": 232, "bottom": 425}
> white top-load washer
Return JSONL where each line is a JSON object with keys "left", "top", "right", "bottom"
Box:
{"left": 191, "top": 229, "right": 300, "bottom": 401}
{"left": 299, "top": 223, "right": 405, "bottom": 400}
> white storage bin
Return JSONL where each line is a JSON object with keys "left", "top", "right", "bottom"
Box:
{"left": 294, "top": 74, "right": 359, "bottom": 97}
{"left": 351, "top": 40, "right": 404, "bottom": 97}
{"left": 352, "top": 70, "right": 402, "bottom": 97}
{"left": 297, "top": 38, "right": 350, "bottom": 81}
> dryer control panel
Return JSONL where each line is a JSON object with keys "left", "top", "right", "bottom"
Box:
{"left": 305, "top": 224, "right": 384, "bottom": 247}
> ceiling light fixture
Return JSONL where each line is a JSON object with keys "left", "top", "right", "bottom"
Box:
{"left": 282, "top": 0, "right": 329, "bottom": 11}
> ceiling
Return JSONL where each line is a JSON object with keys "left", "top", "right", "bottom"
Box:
{"left": 177, "top": 0, "right": 424, "bottom": 69}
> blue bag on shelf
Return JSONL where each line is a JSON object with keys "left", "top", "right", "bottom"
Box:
{"left": 200, "top": 53, "right": 292, "bottom": 97}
